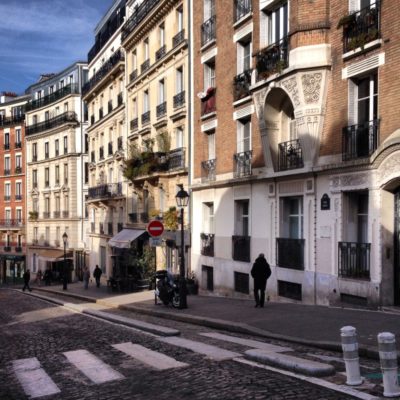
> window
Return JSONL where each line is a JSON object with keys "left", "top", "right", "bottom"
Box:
{"left": 49, "top": 85, "right": 54, "bottom": 94}
{"left": 204, "top": 0, "right": 215, "bottom": 20}
{"left": 15, "top": 182, "right": 22, "bottom": 199}
{"left": 159, "top": 23, "right": 165, "bottom": 46}
{"left": 143, "top": 90, "right": 149, "bottom": 112}
{"left": 176, "top": 126, "right": 184, "bottom": 148}
{"left": 34, "top": 227, "right": 38, "bottom": 242}
{"left": 60, "top": 79, "right": 64, "bottom": 88}
{"left": 45, "top": 227, "right": 50, "bottom": 244}
{"left": 237, "top": 38, "right": 252, "bottom": 73}
{"left": 64, "top": 102, "right": 68, "bottom": 112}
{"left": 64, "top": 195, "right": 69, "bottom": 211}
{"left": 64, "top": 163, "right": 68, "bottom": 184}
{"left": 144, "top": 38, "right": 149, "bottom": 60}
{"left": 159, "top": 186, "right": 165, "bottom": 212}
{"left": 55, "top": 165, "right": 60, "bottom": 184}
{"left": 4, "top": 132, "right": 9, "bottom": 149}
{"left": 45, "top": 197, "right": 50, "bottom": 213}
{"left": 16, "top": 209, "right": 22, "bottom": 223}
{"left": 64, "top": 136, "right": 68, "bottom": 154}
{"left": 32, "top": 170, "right": 37, "bottom": 188}
{"left": 235, "top": 199, "right": 249, "bottom": 236}
{"left": 69, "top": 74, "right": 73, "bottom": 84}
{"left": 4, "top": 183, "right": 11, "bottom": 200}
{"left": 5, "top": 209, "right": 11, "bottom": 222}
{"left": 281, "top": 197, "right": 303, "bottom": 239}
{"left": 177, "top": 6, "right": 184, "bottom": 31}
{"left": 84, "top": 163, "right": 89, "bottom": 184}
{"left": 207, "top": 131, "right": 215, "bottom": 160}
{"left": 266, "top": 1, "right": 288, "bottom": 45}
{"left": 32, "top": 143, "right": 37, "bottom": 161}
{"left": 132, "top": 49, "right": 137, "bottom": 69}
{"left": 4, "top": 157, "right": 10, "bottom": 173}
{"left": 204, "top": 60, "right": 215, "bottom": 89}
{"left": 237, "top": 118, "right": 251, "bottom": 153}
{"left": 15, "top": 128, "right": 21, "bottom": 145}
{"left": 158, "top": 79, "right": 165, "bottom": 104}
{"left": 56, "top": 196, "right": 60, "bottom": 212}
{"left": 16, "top": 154, "right": 22, "bottom": 169}
{"left": 55, "top": 139, "right": 59, "bottom": 156}
{"left": 176, "top": 67, "right": 184, "bottom": 94}
{"left": 203, "top": 202, "right": 214, "bottom": 233}
{"left": 132, "top": 97, "right": 138, "bottom": 117}
{"left": 45, "top": 168, "right": 50, "bottom": 187}
{"left": 33, "top": 198, "right": 39, "bottom": 212}
{"left": 350, "top": 0, "right": 375, "bottom": 12}
{"left": 45, "top": 142, "right": 49, "bottom": 158}
{"left": 45, "top": 111, "right": 49, "bottom": 121}
{"left": 344, "top": 191, "right": 368, "bottom": 243}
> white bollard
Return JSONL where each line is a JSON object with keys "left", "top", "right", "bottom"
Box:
{"left": 378, "top": 332, "right": 400, "bottom": 397}
{"left": 340, "top": 326, "right": 363, "bottom": 385}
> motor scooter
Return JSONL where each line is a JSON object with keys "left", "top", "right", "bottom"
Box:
{"left": 154, "top": 270, "right": 180, "bottom": 308}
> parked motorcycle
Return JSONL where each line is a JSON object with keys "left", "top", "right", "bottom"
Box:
{"left": 154, "top": 270, "right": 180, "bottom": 308}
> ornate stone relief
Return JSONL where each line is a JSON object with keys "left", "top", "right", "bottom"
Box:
{"left": 301, "top": 73, "right": 322, "bottom": 104}
{"left": 377, "top": 152, "right": 400, "bottom": 185}
{"left": 330, "top": 173, "right": 369, "bottom": 191}
{"left": 280, "top": 77, "right": 300, "bottom": 107}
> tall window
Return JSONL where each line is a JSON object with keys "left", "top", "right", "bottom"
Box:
{"left": 16, "top": 209, "right": 22, "bottom": 223}
{"left": 132, "top": 49, "right": 137, "bottom": 70}
{"left": 5, "top": 209, "right": 11, "bottom": 222}
{"left": 15, "top": 182, "right": 22, "bottom": 199}
{"left": 64, "top": 164, "right": 68, "bottom": 184}
{"left": 237, "top": 118, "right": 251, "bottom": 153}
{"left": 207, "top": 131, "right": 215, "bottom": 160}
{"left": 281, "top": 197, "right": 303, "bottom": 239}
{"left": 344, "top": 191, "right": 369, "bottom": 243}
{"left": 32, "top": 143, "right": 37, "bottom": 161}
{"left": 235, "top": 199, "right": 249, "bottom": 236}
{"left": 15, "top": 128, "right": 21, "bottom": 145}
{"left": 45, "top": 168, "right": 50, "bottom": 187}
{"left": 159, "top": 23, "right": 165, "bottom": 46}
{"left": 143, "top": 90, "right": 149, "bottom": 112}
{"left": 64, "top": 136, "right": 68, "bottom": 154}
{"left": 4, "top": 157, "right": 10, "bottom": 173}
{"left": 177, "top": 6, "right": 184, "bottom": 31}
{"left": 55, "top": 139, "right": 59, "bottom": 156}
{"left": 15, "top": 154, "right": 22, "bottom": 169}
{"left": 4, "top": 132, "right": 9, "bottom": 148}
{"left": 203, "top": 202, "right": 214, "bottom": 233}
{"left": 32, "top": 170, "right": 37, "bottom": 188}
{"left": 176, "top": 126, "right": 184, "bottom": 148}
{"left": 266, "top": 1, "right": 288, "bottom": 45}
{"left": 237, "top": 38, "right": 252, "bottom": 73}
{"left": 55, "top": 165, "right": 60, "bottom": 184}
{"left": 176, "top": 67, "right": 184, "bottom": 94}
{"left": 204, "top": 0, "right": 215, "bottom": 20}
{"left": 4, "top": 183, "right": 11, "bottom": 200}
{"left": 204, "top": 60, "right": 215, "bottom": 89}
{"left": 144, "top": 38, "right": 149, "bottom": 60}
{"left": 45, "top": 142, "right": 49, "bottom": 158}
{"left": 158, "top": 79, "right": 165, "bottom": 104}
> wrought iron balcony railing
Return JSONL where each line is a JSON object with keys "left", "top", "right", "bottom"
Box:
{"left": 130, "top": 69, "right": 138, "bottom": 82}
{"left": 233, "top": 69, "right": 252, "bottom": 101}
{"left": 4, "top": 169, "right": 10, "bottom": 176}
{"left": 15, "top": 246, "right": 22, "bottom": 253}
{"left": 15, "top": 194, "right": 22, "bottom": 201}
{"left": 25, "top": 84, "right": 79, "bottom": 111}
{"left": 338, "top": 241, "right": 371, "bottom": 280}
{"left": 87, "top": 183, "right": 123, "bottom": 200}
{"left": 201, "top": 233, "right": 214, "bottom": 257}
{"left": 234, "top": 0, "right": 252, "bottom": 22}
{"left": 43, "top": 212, "right": 51, "bottom": 219}
{"left": 201, "top": 159, "right": 216, "bottom": 182}
{"left": 0, "top": 114, "right": 25, "bottom": 127}
{"left": 155, "top": 45, "right": 166, "bottom": 61}
{"left": 62, "top": 211, "right": 69, "bottom": 218}
{"left": 130, "top": 117, "right": 138, "bottom": 131}
{"left": 121, "top": 0, "right": 160, "bottom": 41}
{"left": 342, "top": 119, "right": 379, "bottom": 161}
{"left": 82, "top": 50, "right": 125, "bottom": 96}
{"left": 141, "top": 111, "right": 150, "bottom": 125}
{"left": 156, "top": 102, "right": 167, "bottom": 118}
{"left": 15, "top": 141, "right": 22, "bottom": 149}
{"left": 173, "top": 91, "right": 185, "bottom": 108}
{"left": 173, "top": 30, "right": 185, "bottom": 48}
{"left": 141, "top": 59, "right": 150, "bottom": 74}
{"left": 341, "top": 1, "right": 380, "bottom": 53}
{"left": 255, "top": 37, "right": 289, "bottom": 80}
{"left": 4, "top": 246, "right": 11, "bottom": 252}
{"left": 4, "top": 143, "right": 9, "bottom": 150}
{"left": 26, "top": 112, "right": 78, "bottom": 136}
{"left": 201, "top": 15, "right": 216, "bottom": 46}
{"left": 15, "top": 166, "right": 22, "bottom": 174}
{"left": 232, "top": 235, "right": 251, "bottom": 262}
{"left": 278, "top": 139, "right": 304, "bottom": 171}
{"left": 0, "top": 219, "right": 24, "bottom": 229}
{"left": 276, "top": 238, "right": 305, "bottom": 270}
{"left": 53, "top": 211, "right": 60, "bottom": 218}
{"left": 168, "top": 147, "right": 185, "bottom": 170}
{"left": 234, "top": 150, "right": 252, "bottom": 178}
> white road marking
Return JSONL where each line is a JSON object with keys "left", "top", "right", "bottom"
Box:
{"left": 113, "top": 342, "right": 188, "bottom": 370}
{"left": 12, "top": 357, "right": 61, "bottom": 398}
{"left": 235, "top": 358, "right": 379, "bottom": 400}
{"left": 63, "top": 350, "right": 124, "bottom": 384}
{"left": 159, "top": 337, "right": 241, "bottom": 361}
{"left": 200, "top": 332, "right": 292, "bottom": 352}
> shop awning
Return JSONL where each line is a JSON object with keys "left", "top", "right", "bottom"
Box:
{"left": 108, "top": 229, "right": 146, "bottom": 249}
{"left": 33, "top": 249, "right": 74, "bottom": 262}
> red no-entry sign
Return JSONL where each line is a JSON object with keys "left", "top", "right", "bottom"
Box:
{"left": 147, "top": 220, "right": 164, "bottom": 237}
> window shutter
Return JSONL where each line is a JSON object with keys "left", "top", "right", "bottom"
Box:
{"left": 348, "top": 80, "right": 358, "bottom": 125}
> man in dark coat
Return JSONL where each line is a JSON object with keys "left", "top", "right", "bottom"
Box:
{"left": 251, "top": 253, "right": 271, "bottom": 308}
{"left": 22, "top": 269, "right": 32, "bottom": 292}
{"left": 93, "top": 265, "right": 102, "bottom": 288}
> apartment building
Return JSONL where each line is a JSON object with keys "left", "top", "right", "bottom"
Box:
{"left": 0, "top": 93, "right": 29, "bottom": 283}
{"left": 121, "top": 0, "right": 190, "bottom": 274}
{"left": 191, "top": 0, "right": 400, "bottom": 307}
{"left": 84, "top": 0, "right": 127, "bottom": 278}
{"left": 25, "top": 63, "right": 89, "bottom": 282}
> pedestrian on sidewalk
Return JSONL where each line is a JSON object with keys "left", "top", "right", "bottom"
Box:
{"left": 22, "top": 269, "right": 32, "bottom": 292}
{"left": 43, "top": 268, "right": 52, "bottom": 286}
{"left": 251, "top": 253, "right": 271, "bottom": 308}
{"left": 93, "top": 265, "right": 102, "bottom": 288}
{"left": 83, "top": 267, "right": 90, "bottom": 289}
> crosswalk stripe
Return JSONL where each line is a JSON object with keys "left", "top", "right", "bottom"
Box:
{"left": 63, "top": 350, "right": 124, "bottom": 384}
{"left": 112, "top": 342, "right": 188, "bottom": 370}
{"left": 159, "top": 337, "right": 241, "bottom": 361}
{"left": 12, "top": 357, "right": 61, "bottom": 398}
{"left": 199, "top": 332, "right": 292, "bottom": 353}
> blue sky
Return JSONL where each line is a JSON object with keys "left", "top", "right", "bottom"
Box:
{"left": 0, "top": 0, "right": 114, "bottom": 94}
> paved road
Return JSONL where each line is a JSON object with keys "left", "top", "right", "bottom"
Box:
{"left": 0, "top": 289, "right": 380, "bottom": 399}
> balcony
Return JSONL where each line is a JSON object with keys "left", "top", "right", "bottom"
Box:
{"left": 201, "top": 233, "right": 214, "bottom": 257}
{"left": 4, "top": 195, "right": 10, "bottom": 201}
{"left": 121, "top": 0, "right": 160, "bottom": 41}
{"left": 338, "top": 242, "right": 371, "bottom": 280}
{"left": 118, "top": 136, "right": 123, "bottom": 150}
{"left": 42, "top": 212, "right": 51, "bottom": 219}
{"left": 15, "top": 141, "right": 22, "bottom": 149}
{"left": 130, "top": 118, "right": 138, "bottom": 131}
{"left": 201, "top": 15, "right": 216, "bottom": 46}
{"left": 173, "top": 91, "right": 185, "bottom": 108}
{"left": 255, "top": 37, "right": 289, "bottom": 80}
{"left": 15, "top": 194, "right": 22, "bottom": 201}
{"left": 87, "top": 183, "right": 123, "bottom": 200}
{"left": 0, "top": 219, "right": 24, "bottom": 229}
{"left": 53, "top": 211, "right": 60, "bottom": 218}
{"left": 108, "top": 222, "right": 113, "bottom": 236}
{"left": 82, "top": 50, "right": 125, "bottom": 96}
{"left": 4, "top": 169, "right": 10, "bottom": 176}
{"left": 156, "top": 102, "right": 167, "bottom": 118}
{"left": 62, "top": 211, "right": 69, "bottom": 218}
{"left": 26, "top": 111, "right": 78, "bottom": 136}
{"left": 155, "top": 45, "right": 166, "bottom": 61}
{"left": 4, "top": 143, "right": 10, "bottom": 150}
{"left": 276, "top": 238, "right": 305, "bottom": 270}
{"left": 232, "top": 235, "right": 250, "bottom": 262}
{"left": 278, "top": 139, "right": 304, "bottom": 171}
{"left": 234, "top": 0, "right": 252, "bottom": 22}
{"left": 130, "top": 69, "right": 138, "bottom": 82}
{"left": 173, "top": 30, "right": 185, "bottom": 48}
{"left": 108, "top": 142, "right": 113, "bottom": 156}
{"left": 141, "top": 111, "right": 150, "bottom": 125}
{"left": 4, "top": 246, "right": 11, "bottom": 252}
{"left": 340, "top": 2, "right": 380, "bottom": 53}
{"left": 342, "top": 119, "right": 379, "bottom": 161}
{"left": 201, "top": 159, "right": 216, "bottom": 182}
{"left": 15, "top": 166, "right": 22, "bottom": 174}
{"left": 25, "top": 83, "right": 79, "bottom": 111}
{"left": 108, "top": 100, "right": 113, "bottom": 113}
{"left": 201, "top": 87, "right": 216, "bottom": 116}
{"left": 99, "top": 146, "right": 104, "bottom": 160}
{"left": 15, "top": 246, "right": 22, "bottom": 253}
{"left": 233, "top": 69, "right": 252, "bottom": 101}
{"left": 129, "top": 213, "right": 138, "bottom": 223}
{"left": 141, "top": 59, "right": 150, "bottom": 74}
{"left": 168, "top": 147, "right": 185, "bottom": 170}
{"left": 118, "top": 92, "right": 123, "bottom": 106}
{"left": 0, "top": 114, "right": 25, "bottom": 127}
{"left": 234, "top": 150, "right": 252, "bottom": 177}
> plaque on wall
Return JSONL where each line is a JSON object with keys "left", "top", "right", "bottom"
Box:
{"left": 321, "top": 194, "right": 330, "bottom": 210}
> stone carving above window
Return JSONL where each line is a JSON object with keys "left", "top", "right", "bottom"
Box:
{"left": 280, "top": 77, "right": 300, "bottom": 106}
{"left": 301, "top": 73, "right": 322, "bottom": 104}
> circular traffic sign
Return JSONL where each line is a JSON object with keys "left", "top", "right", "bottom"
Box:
{"left": 147, "top": 220, "right": 164, "bottom": 237}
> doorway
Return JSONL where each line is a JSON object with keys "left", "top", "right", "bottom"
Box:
{"left": 394, "top": 191, "right": 400, "bottom": 305}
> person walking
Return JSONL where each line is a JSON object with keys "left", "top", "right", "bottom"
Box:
{"left": 83, "top": 267, "right": 90, "bottom": 290}
{"left": 22, "top": 269, "right": 32, "bottom": 292}
{"left": 93, "top": 265, "right": 102, "bottom": 288}
{"left": 251, "top": 253, "right": 271, "bottom": 308}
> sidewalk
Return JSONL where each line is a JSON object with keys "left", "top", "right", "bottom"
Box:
{"left": 19, "top": 282, "right": 400, "bottom": 358}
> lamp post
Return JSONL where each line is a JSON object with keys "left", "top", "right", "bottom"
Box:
{"left": 175, "top": 184, "right": 189, "bottom": 309}
{"left": 62, "top": 232, "right": 68, "bottom": 290}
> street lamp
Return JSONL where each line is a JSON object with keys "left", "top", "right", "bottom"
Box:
{"left": 175, "top": 184, "right": 189, "bottom": 309}
{"left": 62, "top": 232, "right": 68, "bottom": 290}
